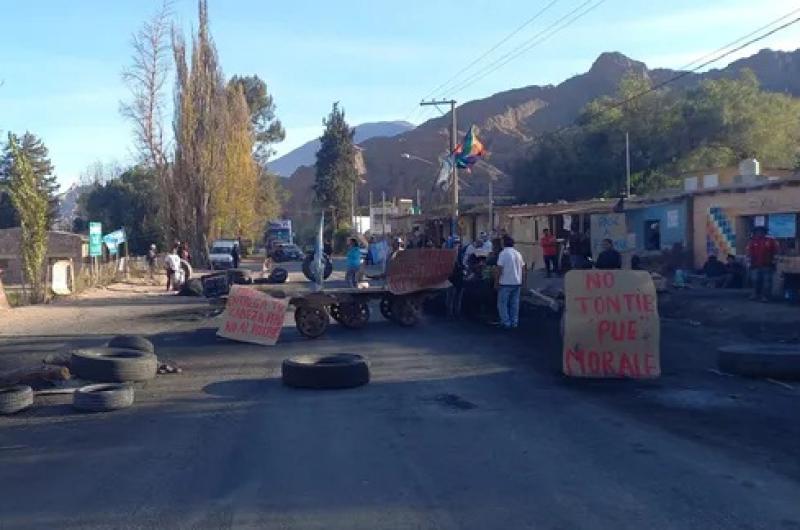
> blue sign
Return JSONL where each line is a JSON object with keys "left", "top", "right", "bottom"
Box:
{"left": 103, "top": 229, "right": 127, "bottom": 255}
{"left": 769, "top": 213, "right": 796, "bottom": 238}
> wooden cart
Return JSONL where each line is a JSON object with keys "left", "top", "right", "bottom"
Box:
{"left": 290, "top": 248, "right": 457, "bottom": 339}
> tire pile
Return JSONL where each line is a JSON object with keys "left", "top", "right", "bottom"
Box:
{"left": 0, "top": 334, "right": 161, "bottom": 416}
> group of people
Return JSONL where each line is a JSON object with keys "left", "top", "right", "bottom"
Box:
{"left": 144, "top": 241, "right": 193, "bottom": 291}
{"left": 539, "top": 229, "right": 624, "bottom": 277}
{"left": 697, "top": 225, "right": 779, "bottom": 301}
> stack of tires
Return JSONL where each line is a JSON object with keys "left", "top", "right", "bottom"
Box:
{"left": 68, "top": 335, "right": 158, "bottom": 412}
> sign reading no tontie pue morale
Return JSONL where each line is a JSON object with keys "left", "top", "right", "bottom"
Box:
{"left": 563, "top": 270, "right": 660, "bottom": 378}
{"left": 216, "top": 285, "right": 288, "bottom": 346}
{"left": 387, "top": 248, "right": 457, "bottom": 295}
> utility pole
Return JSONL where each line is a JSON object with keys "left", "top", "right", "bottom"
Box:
{"left": 625, "top": 131, "right": 631, "bottom": 198}
{"left": 351, "top": 181, "right": 356, "bottom": 231}
{"left": 369, "top": 190, "right": 373, "bottom": 234}
{"left": 416, "top": 188, "right": 421, "bottom": 215}
{"left": 489, "top": 177, "right": 494, "bottom": 232}
{"left": 420, "top": 99, "right": 457, "bottom": 235}
{"left": 381, "top": 191, "right": 386, "bottom": 236}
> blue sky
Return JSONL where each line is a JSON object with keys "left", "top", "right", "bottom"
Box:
{"left": 2, "top": 0, "right": 800, "bottom": 187}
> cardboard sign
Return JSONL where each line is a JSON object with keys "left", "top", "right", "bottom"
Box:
{"left": 590, "top": 213, "right": 629, "bottom": 255}
{"left": 387, "top": 248, "right": 456, "bottom": 295}
{"left": 563, "top": 270, "right": 660, "bottom": 378}
{"left": 216, "top": 285, "right": 288, "bottom": 345}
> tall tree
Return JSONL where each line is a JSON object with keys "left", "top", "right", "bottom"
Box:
{"left": 171, "top": 0, "right": 227, "bottom": 266}
{"left": 212, "top": 84, "right": 260, "bottom": 240}
{"left": 5, "top": 134, "right": 48, "bottom": 303}
{"left": 0, "top": 132, "right": 59, "bottom": 228}
{"left": 228, "top": 75, "right": 285, "bottom": 166}
{"left": 313, "top": 102, "right": 357, "bottom": 229}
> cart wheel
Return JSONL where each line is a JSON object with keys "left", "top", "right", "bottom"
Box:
{"left": 295, "top": 306, "right": 329, "bottom": 338}
{"left": 391, "top": 297, "right": 419, "bottom": 327}
{"left": 379, "top": 295, "right": 394, "bottom": 321}
{"left": 339, "top": 302, "right": 371, "bottom": 329}
{"left": 329, "top": 304, "right": 343, "bottom": 323}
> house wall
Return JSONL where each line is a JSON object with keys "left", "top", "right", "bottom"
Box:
{"left": 0, "top": 228, "right": 85, "bottom": 284}
{"left": 692, "top": 183, "right": 800, "bottom": 267}
{"left": 626, "top": 200, "right": 689, "bottom": 254}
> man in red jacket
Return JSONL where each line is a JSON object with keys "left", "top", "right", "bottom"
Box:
{"left": 541, "top": 229, "right": 559, "bottom": 277}
{"left": 746, "top": 226, "right": 779, "bottom": 301}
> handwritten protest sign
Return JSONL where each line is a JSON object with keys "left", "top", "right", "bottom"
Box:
{"left": 387, "top": 248, "right": 456, "bottom": 295}
{"left": 590, "top": 213, "right": 629, "bottom": 256}
{"left": 563, "top": 270, "right": 660, "bottom": 378}
{"left": 216, "top": 285, "right": 288, "bottom": 346}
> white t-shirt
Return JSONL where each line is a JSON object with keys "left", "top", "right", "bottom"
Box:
{"left": 497, "top": 247, "right": 525, "bottom": 286}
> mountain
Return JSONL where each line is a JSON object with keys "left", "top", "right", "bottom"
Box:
{"left": 284, "top": 48, "right": 800, "bottom": 216}
{"left": 269, "top": 121, "right": 414, "bottom": 177}
{"left": 55, "top": 182, "right": 91, "bottom": 231}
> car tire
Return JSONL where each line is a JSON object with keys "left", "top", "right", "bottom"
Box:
{"left": 302, "top": 256, "right": 333, "bottom": 282}
{"left": 71, "top": 348, "right": 158, "bottom": 382}
{"left": 73, "top": 383, "right": 134, "bottom": 412}
{"left": 0, "top": 385, "right": 34, "bottom": 414}
{"left": 107, "top": 335, "right": 155, "bottom": 354}
{"left": 294, "top": 306, "right": 330, "bottom": 339}
{"left": 269, "top": 268, "right": 288, "bottom": 284}
{"left": 179, "top": 278, "right": 204, "bottom": 296}
{"left": 227, "top": 268, "right": 252, "bottom": 285}
{"left": 718, "top": 344, "right": 800, "bottom": 379}
{"left": 281, "top": 354, "right": 370, "bottom": 389}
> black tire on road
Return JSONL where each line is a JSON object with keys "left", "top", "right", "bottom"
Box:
{"left": 718, "top": 344, "right": 800, "bottom": 379}
{"left": 294, "top": 306, "right": 330, "bottom": 339}
{"left": 281, "top": 354, "right": 370, "bottom": 389}
{"left": 179, "top": 278, "right": 204, "bottom": 296}
{"left": 302, "top": 256, "right": 333, "bottom": 282}
{"left": 71, "top": 348, "right": 158, "bottom": 382}
{"left": 269, "top": 267, "right": 288, "bottom": 284}
{"left": 73, "top": 383, "right": 134, "bottom": 412}
{"left": 0, "top": 385, "right": 34, "bottom": 415}
{"left": 227, "top": 268, "right": 252, "bottom": 285}
{"left": 108, "top": 335, "right": 155, "bottom": 354}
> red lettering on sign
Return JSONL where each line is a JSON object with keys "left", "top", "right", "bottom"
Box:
{"left": 587, "top": 350, "right": 601, "bottom": 375}
{"left": 585, "top": 272, "right": 615, "bottom": 291}
{"left": 644, "top": 353, "right": 658, "bottom": 376}
{"left": 565, "top": 347, "right": 585, "bottom": 376}
{"left": 602, "top": 351, "right": 614, "bottom": 374}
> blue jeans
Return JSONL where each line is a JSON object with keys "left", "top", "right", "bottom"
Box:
{"left": 497, "top": 285, "right": 521, "bottom": 328}
{"left": 750, "top": 267, "right": 774, "bottom": 298}
{"left": 346, "top": 267, "right": 359, "bottom": 287}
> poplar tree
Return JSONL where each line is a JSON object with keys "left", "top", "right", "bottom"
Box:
{"left": 313, "top": 102, "right": 357, "bottom": 229}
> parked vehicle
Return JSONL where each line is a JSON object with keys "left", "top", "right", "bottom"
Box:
{"left": 271, "top": 243, "right": 304, "bottom": 262}
{"left": 209, "top": 240, "right": 237, "bottom": 270}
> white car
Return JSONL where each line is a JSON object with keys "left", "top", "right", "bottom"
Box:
{"left": 210, "top": 240, "right": 237, "bottom": 270}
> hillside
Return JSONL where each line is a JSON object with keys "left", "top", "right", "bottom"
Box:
{"left": 269, "top": 121, "right": 414, "bottom": 177}
{"left": 284, "top": 48, "right": 800, "bottom": 215}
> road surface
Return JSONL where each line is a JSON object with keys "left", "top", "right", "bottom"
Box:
{"left": 0, "top": 269, "right": 798, "bottom": 529}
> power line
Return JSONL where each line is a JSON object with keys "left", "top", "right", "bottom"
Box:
{"left": 420, "top": 0, "right": 562, "bottom": 100}
{"left": 449, "top": 0, "right": 606, "bottom": 96}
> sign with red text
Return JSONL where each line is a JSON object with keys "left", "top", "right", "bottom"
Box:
{"left": 563, "top": 270, "right": 660, "bottom": 378}
{"left": 216, "top": 285, "right": 288, "bottom": 346}
{"left": 387, "top": 248, "right": 457, "bottom": 295}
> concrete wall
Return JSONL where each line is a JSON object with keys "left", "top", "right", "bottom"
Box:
{"left": 626, "top": 200, "right": 689, "bottom": 254}
{"left": 0, "top": 228, "right": 85, "bottom": 284}
{"left": 692, "top": 183, "right": 800, "bottom": 267}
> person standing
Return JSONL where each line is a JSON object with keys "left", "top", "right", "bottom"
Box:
{"left": 231, "top": 243, "right": 240, "bottom": 269}
{"left": 495, "top": 235, "right": 526, "bottom": 329}
{"left": 345, "top": 237, "right": 362, "bottom": 287}
{"left": 595, "top": 239, "right": 622, "bottom": 269}
{"left": 164, "top": 245, "right": 181, "bottom": 292}
{"left": 146, "top": 244, "right": 157, "bottom": 280}
{"left": 746, "top": 226, "right": 779, "bottom": 301}
{"left": 541, "top": 229, "right": 558, "bottom": 277}
{"left": 568, "top": 230, "right": 587, "bottom": 269}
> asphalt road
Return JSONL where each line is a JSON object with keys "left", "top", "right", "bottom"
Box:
{"left": 0, "top": 272, "right": 799, "bottom": 529}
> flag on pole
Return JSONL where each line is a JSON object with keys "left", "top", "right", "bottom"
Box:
{"left": 454, "top": 124, "right": 485, "bottom": 170}
{"left": 433, "top": 155, "right": 454, "bottom": 191}
{"left": 313, "top": 211, "right": 325, "bottom": 290}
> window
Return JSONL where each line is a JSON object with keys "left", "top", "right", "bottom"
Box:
{"left": 644, "top": 220, "right": 661, "bottom": 251}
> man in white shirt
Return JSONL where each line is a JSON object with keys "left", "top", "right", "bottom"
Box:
{"left": 495, "top": 235, "right": 526, "bottom": 329}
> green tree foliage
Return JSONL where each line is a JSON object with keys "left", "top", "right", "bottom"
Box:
{"left": 514, "top": 70, "right": 800, "bottom": 202}
{"left": 77, "top": 166, "right": 163, "bottom": 255}
{"left": 228, "top": 74, "right": 285, "bottom": 166}
{"left": 0, "top": 132, "right": 60, "bottom": 228}
{"left": 5, "top": 134, "right": 49, "bottom": 303}
{"left": 171, "top": 0, "right": 227, "bottom": 266}
{"left": 313, "top": 102, "right": 357, "bottom": 229}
